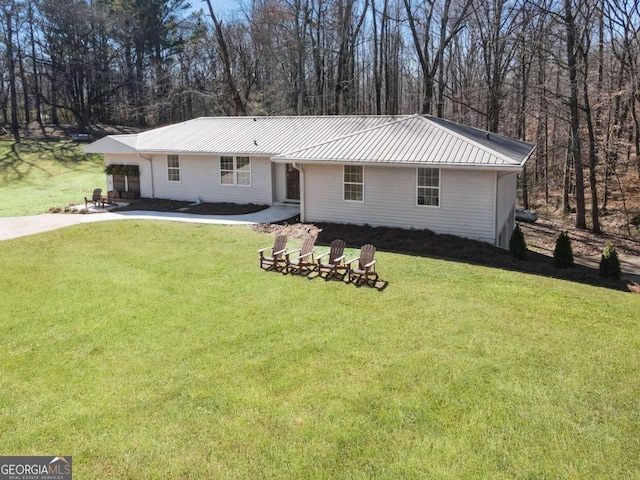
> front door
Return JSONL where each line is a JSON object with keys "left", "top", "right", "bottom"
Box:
{"left": 286, "top": 164, "right": 300, "bottom": 201}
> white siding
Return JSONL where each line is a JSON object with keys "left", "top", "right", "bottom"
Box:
{"left": 104, "top": 154, "right": 153, "bottom": 198}
{"left": 274, "top": 163, "right": 287, "bottom": 203}
{"left": 151, "top": 154, "right": 272, "bottom": 205}
{"left": 303, "top": 164, "right": 497, "bottom": 244}
{"left": 495, "top": 172, "right": 518, "bottom": 248}
{"left": 496, "top": 172, "right": 517, "bottom": 227}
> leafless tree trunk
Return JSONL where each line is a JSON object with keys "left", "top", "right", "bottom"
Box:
{"left": 205, "top": 0, "right": 247, "bottom": 115}
{"left": 3, "top": 4, "right": 20, "bottom": 142}
{"left": 564, "top": 0, "right": 586, "bottom": 229}
{"left": 27, "top": 2, "right": 43, "bottom": 129}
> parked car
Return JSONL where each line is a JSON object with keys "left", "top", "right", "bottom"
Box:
{"left": 71, "top": 133, "right": 94, "bottom": 142}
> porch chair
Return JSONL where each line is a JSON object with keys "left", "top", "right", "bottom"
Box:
{"left": 258, "top": 235, "right": 288, "bottom": 271}
{"left": 105, "top": 190, "right": 119, "bottom": 205}
{"left": 285, "top": 236, "right": 317, "bottom": 275}
{"left": 85, "top": 188, "right": 105, "bottom": 208}
{"left": 317, "top": 239, "right": 347, "bottom": 280}
{"left": 347, "top": 244, "right": 378, "bottom": 285}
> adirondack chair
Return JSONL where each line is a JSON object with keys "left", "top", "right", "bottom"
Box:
{"left": 317, "top": 239, "right": 347, "bottom": 280}
{"left": 105, "top": 190, "right": 119, "bottom": 205}
{"left": 258, "top": 235, "right": 288, "bottom": 271}
{"left": 85, "top": 188, "right": 106, "bottom": 208}
{"left": 285, "top": 236, "right": 317, "bottom": 274}
{"left": 347, "top": 244, "right": 378, "bottom": 285}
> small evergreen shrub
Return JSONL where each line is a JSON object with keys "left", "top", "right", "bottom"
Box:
{"left": 509, "top": 224, "right": 527, "bottom": 260}
{"left": 553, "top": 231, "right": 574, "bottom": 268}
{"left": 599, "top": 242, "right": 621, "bottom": 279}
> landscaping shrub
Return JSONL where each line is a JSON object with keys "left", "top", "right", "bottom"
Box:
{"left": 509, "top": 224, "right": 527, "bottom": 260}
{"left": 599, "top": 242, "right": 621, "bottom": 279}
{"left": 553, "top": 231, "right": 574, "bottom": 268}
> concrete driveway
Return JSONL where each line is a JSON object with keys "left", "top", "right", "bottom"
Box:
{"left": 0, "top": 205, "right": 300, "bottom": 242}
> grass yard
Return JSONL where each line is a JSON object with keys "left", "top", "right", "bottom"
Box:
{"left": 0, "top": 222, "right": 638, "bottom": 479}
{"left": 0, "top": 140, "right": 104, "bottom": 216}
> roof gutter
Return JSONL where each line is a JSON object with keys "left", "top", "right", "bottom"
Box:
{"left": 519, "top": 145, "right": 537, "bottom": 168}
{"left": 272, "top": 157, "right": 526, "bottom": 172}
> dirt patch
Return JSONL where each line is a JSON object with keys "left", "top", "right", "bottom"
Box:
{"left": 520, "top": 208, "right": 640, "bottom": 258}
{"left": 112, "top": 198, "right": 269, "bottom": 215}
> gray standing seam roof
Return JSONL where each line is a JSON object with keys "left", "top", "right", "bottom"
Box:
{"left": 85, "top": 115, "right": 535, "bottom": 168}
{"left": 275, "top": 115, "right": 534, "bottom": 168}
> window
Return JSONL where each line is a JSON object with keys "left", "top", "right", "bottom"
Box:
{"left": 417, "top": 168, "right": 440, "bottom": 207}
{"left": 220, "top": 156, "right": 234, "bottom": 185}
{"left": 220, "top": 156, "right": 251, "bottom": 186}
{"left": 344, "top": 165, "right": 364, "bottom": 202}
{"left": 236, "top": 157, "right": 251, "bottom": 186}
{"left": 167, "top": 155, "right": 180, "bottom": 182}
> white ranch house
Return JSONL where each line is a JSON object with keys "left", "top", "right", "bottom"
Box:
{"left": 84, "top": 114, "right": 535, "bottom": 248}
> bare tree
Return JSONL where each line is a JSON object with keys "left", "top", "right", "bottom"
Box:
{"left": 205, "top": 0, "right": 247, "bottom": 115}
{"left": 2, "top": 1, "right": 20, "bottom": 142}
{"left": 564, "top": 0, "right": 587, "bottom": 229}
{"left": 403, "top": 0, "right": 472, "bottom": 116}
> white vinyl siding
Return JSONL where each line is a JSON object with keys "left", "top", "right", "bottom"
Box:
{"left": 344, "top": 165, "right": 364, "bottom": 202}
{"left": 220, "top": 156, "right": 251, "bottom": 186}
{"left": 496, "top": 172, "right": 518, "bottom": 249}
{"left": 167, "top": 155, "right": 180, "bottom": 182}
{"left": 417, "top": 168, "right": 440, "bottom": 207}
{"left": 304, "top": 164, "right": 497, "bottom": 244}
{"left": 151, "top": 154, "right": 271, "bottom": 204}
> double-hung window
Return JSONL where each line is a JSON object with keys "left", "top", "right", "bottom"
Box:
{"left": 417, "top": 167, "right": 440, "bottom": 207}
{"left": 344, "top": 165, "right": 364, "bottom": 202}
{"left": 220, "top": 156, "right": 251, "bottom": 186}
{"left": 167, "top": 155, "right": 180, "bottom": 182}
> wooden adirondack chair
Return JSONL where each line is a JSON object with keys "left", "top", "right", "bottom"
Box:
{"left": 85, "top": 188, "right": 105, "bottom": 208}
{"left": 258, "top": 235, "right": 288, "bottom": 271}
{"left": 347, "top": 244, "right": 378, "bottom": 285}
{"left": 317, "top": 239, "right": 347, "bottom": 280}
{"left": 285, "top": 236, "right": 317, "bottom": 274}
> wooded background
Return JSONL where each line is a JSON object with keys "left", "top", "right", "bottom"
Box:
{"left": 1, "top": 0, "right": 639, "bottom": 233}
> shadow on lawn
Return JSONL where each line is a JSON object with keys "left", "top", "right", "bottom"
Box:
{"left": 0, "top": 142, "right": 36, "bottom": 182}
{"left": 0, "top": 139, "right": 97, "bottom": 184}
{"left": 264, "top": 220, "right": 631, "bottom": 293}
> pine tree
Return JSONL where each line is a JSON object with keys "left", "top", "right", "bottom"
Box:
{"left": 509, "top": 224, "right": 527, "bottom": 260}
{"left": 599, "top": 242, "right": 621, "bottom": 279}
{"left": 553, "top": 232, "right": 574, "bottom": 268}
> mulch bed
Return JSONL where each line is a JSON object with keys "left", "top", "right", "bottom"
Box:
{"left": 253, "top": 221, "right": 634, "bottom": 293}
{"left": 112, "top": 198, "right": 269, "bottom": 215}
{"left": 110, "top": 198, "right": 635, "bottom": 293}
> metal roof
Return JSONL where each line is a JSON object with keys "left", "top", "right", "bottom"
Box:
{"left": 275, "top": 115, "right": 534, "bottom": 168}
{"left": 84, "top": 115, "right": 535, "bottom": 168}
{"left": 83, "top": 134, "right": 138, "bottom": 154}
{"left": 134, "top": 116, "right": 404, "bottom": 155}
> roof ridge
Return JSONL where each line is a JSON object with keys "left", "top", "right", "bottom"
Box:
{"left": 193, "top": 114, "right": 409, "bottom": 120}
{"left": 417, "top": 115, "right": 525, "bottom": 166}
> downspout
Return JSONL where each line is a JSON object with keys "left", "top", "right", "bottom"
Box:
{"left": 137, "top": 154, "right": 154, "bottom": 198}
{"left": 293, "top": 162, "right": 305, "bottom": 222}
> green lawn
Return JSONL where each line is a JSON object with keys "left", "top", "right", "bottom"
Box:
{"left": 0, "top": 140, "right": 104, "bottom": 216}
{"left": 1, "top": 222, "right": 638, "bottom": 479}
